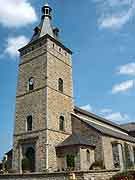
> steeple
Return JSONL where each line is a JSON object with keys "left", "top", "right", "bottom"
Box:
{"left": 31, "top": 3, "right": 59, "bottom": 42}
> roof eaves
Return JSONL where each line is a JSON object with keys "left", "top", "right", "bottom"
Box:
{"left": 74, "top": 106, "right": 128, "bottom": 133}
{"left": 19, "top": 34, "right": 72, "bottom": 55}
{"left": 72, "top": 114, "right": 135, "bottom": 143}
{"left": 56, "top": 143, "right": 96, "bottom": 148}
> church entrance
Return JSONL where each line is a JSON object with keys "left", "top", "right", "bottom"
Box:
{"left": 25, "top": 147, "right": 35, "bottom": 172}
{"left": 21, "top": 145, "right": 36, "bottom": 172}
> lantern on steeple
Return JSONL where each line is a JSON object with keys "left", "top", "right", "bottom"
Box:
{"left": 42, "top": 3, "right": 52, "bottom": 19}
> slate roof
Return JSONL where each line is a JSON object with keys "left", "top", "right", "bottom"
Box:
{"left": 5, "top": 149, "right": 12, "bottom": 156}
{"left": 56, "top": 133, "right": 95, "bottom": 148}
{"left": 121, "top": 123, "right": 135, "bottom": 132}
{"left": 73, "top": 114, "right": 135, "bottom": 143}
{"left": 74, "top": 106, "right": 128, "bottom": 133}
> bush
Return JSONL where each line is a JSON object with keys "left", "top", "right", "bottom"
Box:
{"left": 110, "top": 171, "right": 135, "bottom": 180}
{"left": 90, "top": 160, "right": 105, "bottom": 170}
{"left": 21, "top": 157, "right": 30, "bottom": 172}
{"left": 66, "top": 155, "right": 75, "bottom": 169}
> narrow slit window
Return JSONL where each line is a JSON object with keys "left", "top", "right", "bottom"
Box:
{"left": 58, "top": 78, "right": 63, "bottom": 92}
{"left": 28, "top": 77, "right": 34, "bottom": 91}
{"left": 27, "top": 115, "right": 32, "bottom": 131}
{"left": 86, "top": 150, "right": 90, "bottom": 162}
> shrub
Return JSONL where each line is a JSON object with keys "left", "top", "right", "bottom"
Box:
{"left": 21, "top": 157, "right": 30, "bottom": 172}
{"left": 110, "top": 171, "right": 135, "bottom": 180}
{"left": 66, "top": 155, "right": 75, "bottom": 169}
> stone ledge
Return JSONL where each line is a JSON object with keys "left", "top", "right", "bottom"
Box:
{"left": 0, "top": 169, "right": 119, "bottom": 177}
{"left": 0, "top": 170, "right": 120, "bottom": 180}
{"left": 0, "top": 172, "right": 68, "bottom": 179}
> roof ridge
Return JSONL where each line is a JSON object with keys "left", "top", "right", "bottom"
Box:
{"left": 74, "top": 106, "right": 128, "bottom": 133}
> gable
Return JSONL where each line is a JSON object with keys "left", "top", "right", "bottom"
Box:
{"left": 72, "top": 113, "right": 135, "bottom": 143}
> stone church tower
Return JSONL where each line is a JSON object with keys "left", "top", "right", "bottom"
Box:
{"left": 13, "top": 3, "right": 73, "bottom": 173}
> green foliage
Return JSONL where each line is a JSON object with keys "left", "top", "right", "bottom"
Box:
{"left": 66, "top": 155, "right": 75, "bottom": 169}
{"left": 21, "top": 157, "right": 30, "bottom": 171}
{"left": 90, "top": 160, "right": 105, "bottom": 170}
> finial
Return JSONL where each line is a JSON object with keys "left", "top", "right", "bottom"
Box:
{"left": 44, "top": 2, "right": 49, "bottom": 7}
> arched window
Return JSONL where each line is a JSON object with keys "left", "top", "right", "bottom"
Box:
{"left": 59, "top": 116, "right": 64, "bottom": 131}
{"left": 28, "top": 77, "right": 34, "bottom": 91}
{"left": 86, "top": 150, "right": 90, "bottom": 162}
{"left": 58, "top": 78, "right": 63, "bottom": 92}
{"left": 27, "top": 115, "right": 32, "bottom": 131}
{"left": 112, "top": 143, "right": 120, "bottom": 168}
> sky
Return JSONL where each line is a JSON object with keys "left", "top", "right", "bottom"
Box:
{"left": 0, "top": 0, "right": 135, "bottom": 160}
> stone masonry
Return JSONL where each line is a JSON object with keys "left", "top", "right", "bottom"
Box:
{"left": 13, "top": 32, "right": 73, "bottom": 173}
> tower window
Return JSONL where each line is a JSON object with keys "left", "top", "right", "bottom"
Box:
{"left": 28, "top": 77, "right": 34, "bottom": 91}
{"left": 27, "top": 115, "right": 32, "bottom": 131}
{"left": 59, "top": 116, "right": 64, "bottom": 131}
{"left": 58, "top": 78, "right": 63, "bottom": 92}
{"left": 45, "top": 8, "right": 49, "bottom": 15}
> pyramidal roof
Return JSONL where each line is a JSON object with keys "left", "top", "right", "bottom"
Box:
{"left": 30, "top": 3, "right": 59, "bottom": 42}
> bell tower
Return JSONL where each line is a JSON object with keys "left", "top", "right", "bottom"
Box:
{"left": 12, "top": 3, "right": 73, "bottom": 172}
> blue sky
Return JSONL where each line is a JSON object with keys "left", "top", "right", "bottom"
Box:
{"left": 0, "top": 0, "right": 135, "bottom": 160}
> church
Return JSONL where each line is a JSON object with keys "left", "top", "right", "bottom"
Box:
{"left": 10, "top": 3, "right": 135, "bottom": 174}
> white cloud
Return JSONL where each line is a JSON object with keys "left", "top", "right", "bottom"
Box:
{"left": 100, "top": 108, "right": 112, "bottom": 114}
{"left": 80, "top": 104, "right": 92, "bottom": 112}
{"left": 108, "top": 0, "right": 132, "bottom": 7}
{"left": 4, "top": 36, "right": 29, "bottom": 58}
{"left": 112, "top": 80, "right": 134, "bottom": 94}
{"left": 99, "top": 12, "right": 132, "bottom": 29}
{"left": 100, "top": 107, "right": 131, "bottom": 124}
{"left": 118, "top": 62, "right": 135, "bottom": 76}
{"left": 94, "top": 0, "right": 135, "bottom": 30}
{"left": 80, "top": 103, "right": 133, "bottom": 124}
{"left": 105, "top": 112, "right": 130, "bottom": 123}
{"left": 0, "top": 0, "right": 37, "bottom": 27}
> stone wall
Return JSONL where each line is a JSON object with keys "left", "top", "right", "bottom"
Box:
{"left": 72, "top": 115, "right": 103, "bottom": 163}
{"left": 81, "top": 170, "right": 119, "bottom": 180}
{"left": 102, "top": 136, "right": 135, "bottom": 170}
{"left": 72, "top": 115, "right": 135, "bottom": 171}
{"left": 13, "top": 35, "right": 74, "bottom": 173}
{"left": 0, "top": 170, "right": 119, "bottom": 180}
{"left": 13, "top": 130, "right": 48, "bottom": 172}
{"left": 0, "top": 173, "right": 68, "bottom": 180}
